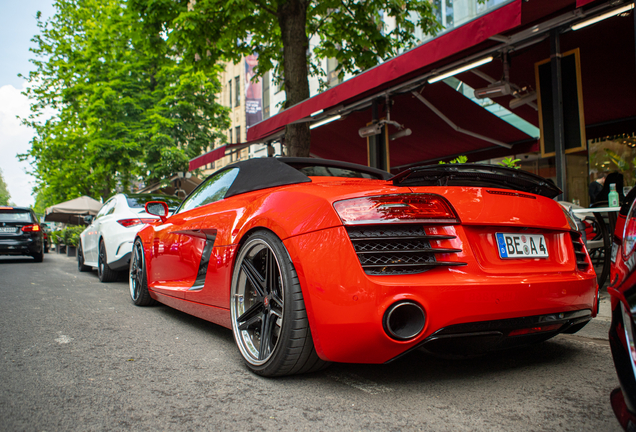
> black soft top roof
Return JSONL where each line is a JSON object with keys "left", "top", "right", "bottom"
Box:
{"left": 207, "top": 157, "right": 391, "bottom": 199}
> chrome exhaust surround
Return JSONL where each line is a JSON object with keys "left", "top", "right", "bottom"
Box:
{"left": 383, "top": 301, "right": 426, "bottom": 341}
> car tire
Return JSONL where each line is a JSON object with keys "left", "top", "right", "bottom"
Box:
{"left": 230, "top": 230, "right": 329, "bottom": 377}
{"left": 77, "top": 242, "right": 91, "bottom": 272}
{"left": 129, "top": 238, "right": 155, "bottom": 306}
{"left": 32, "top": 245, "right": 43, "bottom": 263}
{"left": 97, "top": 239, "right": 118, "bottom": 282}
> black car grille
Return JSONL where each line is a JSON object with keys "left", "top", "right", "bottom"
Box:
{"left": 346, "top": 225, "right": 466, "bottom": 275}
{"left": 570, "top": 232, "right": 590, "bottom": 271}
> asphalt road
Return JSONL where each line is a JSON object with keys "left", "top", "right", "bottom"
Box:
{"left": 0, "top": 252, "right": 623, "bottom": 431}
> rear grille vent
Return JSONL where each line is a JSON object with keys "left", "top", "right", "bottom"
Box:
{"left": 570, "top": 232, "right": 590, "bottom": 271}
{"left": 345, "top": 225, "right": 466, "bottom": 275}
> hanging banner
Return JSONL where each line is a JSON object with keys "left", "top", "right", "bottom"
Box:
{"left": 245, "top": 54, "right": 263, "bottom": 127}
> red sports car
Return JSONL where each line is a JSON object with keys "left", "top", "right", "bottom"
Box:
{"left": 608, "top": 188, "right": 636, "bottom": 430}
{"left": 130, "top": 158, "right": 598, "bottom": 376}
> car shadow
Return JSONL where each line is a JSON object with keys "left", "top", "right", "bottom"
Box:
{"left": 152, "top": 303, "right": 235, "bottom": 345}
{"left": 320, "top": 339, "right": 584, "bottom": 384}
{"left": 148, "top": 298, "right": 591, "bottom": 384}
{"left": 0, "top": 257, "right": 38, "bottom": 264}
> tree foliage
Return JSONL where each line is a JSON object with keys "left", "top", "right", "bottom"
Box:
{"left": 0, "top": 168, "right": 11, "bottom": 206}
{"left": 166, "top": 0, "right": 441, "bottom": 156}
{"left": 22, "top": 0, "right": 229, "bottom": 204}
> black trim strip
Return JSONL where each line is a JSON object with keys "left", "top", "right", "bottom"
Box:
{"left": 350, "top": 235, "right": 456, "bottom": 241}
{"left": 362, "top": 261, "right": 467, "bottom": 268}
{"left": 356, "top": 248, "right": 462, "bottom": 255}
{"left": 181, "top": 229, "right": 217, "bottom": 291}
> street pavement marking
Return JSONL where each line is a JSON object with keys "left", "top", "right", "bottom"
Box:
{"left": 327, "top": 372, "right": 394, "bottom": 395}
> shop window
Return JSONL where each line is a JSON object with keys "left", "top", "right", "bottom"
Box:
{"left": 235, "top": 76, "right": 241, "bottom": 107}
{"left": 228, "top": 80, "right": 232, "bottom": 108}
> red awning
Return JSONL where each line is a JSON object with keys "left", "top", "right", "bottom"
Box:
{"left": 189, "top": 142, "right": 252, "bottom": 171}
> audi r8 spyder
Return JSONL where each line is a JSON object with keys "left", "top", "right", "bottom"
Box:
{"left": 129, "top": 157, "right": 598, "bottom": 377}
{"left": 608, "top": 187, "right": 636, "bottom": 430}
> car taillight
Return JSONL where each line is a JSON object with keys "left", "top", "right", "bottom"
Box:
{"left": 623, "top": 200, "right": 636, "bottom": 259}
{"left": 333, "top": 194, "right": 459, "bottom": 225}
{"left": 117, "top": 218, "right": 157, "bottom": 228}
{"left": 21, "top": 224, "right": 41, "bottom": 232}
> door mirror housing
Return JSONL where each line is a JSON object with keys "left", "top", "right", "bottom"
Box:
{"left": 145, "top": 201, "right": 169, "bottom": 222}
{"left": 83, "top": 215, "right": 94, "bottom": 225}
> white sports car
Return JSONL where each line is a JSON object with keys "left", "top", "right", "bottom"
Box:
{"left": 78, "top": 193, "right": 182, "bottom": 281}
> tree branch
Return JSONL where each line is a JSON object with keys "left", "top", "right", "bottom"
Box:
{"left": 308, "top": 8, "right": 336, "bottom": 40}
{"left": 251, "top": 0, "right": 278, "bottom": 17}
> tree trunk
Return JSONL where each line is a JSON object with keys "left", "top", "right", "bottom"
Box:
{"left": 278, "top": 0, "right": 311, "bottom": 157}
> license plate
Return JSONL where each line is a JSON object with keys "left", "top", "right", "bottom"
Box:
{"left": 496, "top": 233, "right": 548, "bottom": 259}
{"left": 0, "top": 227, "right": 17, "bottom": 233}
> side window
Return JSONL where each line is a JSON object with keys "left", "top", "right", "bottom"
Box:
{"left": 96, "top": 199, "right": 114, "bottom": 220}
{"left": 106, "top": 201, "right": 117, "bottom": 216}
{"left": 179, "top": 168, "right": 240, "bottom": 213}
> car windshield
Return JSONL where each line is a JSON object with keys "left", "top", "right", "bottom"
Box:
{"left": 0, "top": 210, "right": 33, "bottom": 223}
{"left": 291, "top": 164, "right": 379, "bottom": 179}
{"left": 126, "top": 195, "right": 182, "bottom": 210}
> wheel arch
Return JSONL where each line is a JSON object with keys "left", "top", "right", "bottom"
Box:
{"left": 232, "top": 226, "right": 324, "bottom": 360}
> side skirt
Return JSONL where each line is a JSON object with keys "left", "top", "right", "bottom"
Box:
{"left": 149, "top": 290, "right": 232, "bottom": 329}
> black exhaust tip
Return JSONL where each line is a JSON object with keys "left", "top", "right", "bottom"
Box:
{"left": 383, "top": 301, "right": 426, "bottom": 341}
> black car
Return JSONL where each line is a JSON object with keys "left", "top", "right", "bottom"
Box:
{"left": 0, "top": 206, "right": 45, "bottom": 262}
{"left": 609, "top": 187, "right": 636, "bottom": 430}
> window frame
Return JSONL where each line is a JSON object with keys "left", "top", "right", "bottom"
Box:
{"left": 176, "top": 168, "right": 240, "bottom": 214}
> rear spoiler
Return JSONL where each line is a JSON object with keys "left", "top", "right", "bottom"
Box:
{"left": 390, "top": 164, "right": 562, "bottom": 199}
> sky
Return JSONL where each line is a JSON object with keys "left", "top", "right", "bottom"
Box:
{"left": 0, "top": 0, "right": 55, "bottom": 207}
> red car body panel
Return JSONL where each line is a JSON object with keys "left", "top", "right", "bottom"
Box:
{"left": 136, "top": 172, "right": 597, "bottom": 364}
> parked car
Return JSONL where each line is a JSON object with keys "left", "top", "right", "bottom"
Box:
{"left": 127, "top": 158, "right": 598, "bottom": 377}
{"left": 78, "top": 193, "right": 182, "bottom": 281}
{"left": 608, "top": 187, "right": 636, "bottom": 430}
{"left": 0, "top": 206, "right": 44, "bottom": 262}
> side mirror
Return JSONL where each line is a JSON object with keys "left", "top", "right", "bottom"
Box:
{"left": 145, "top": 201, "right": 169, "bottom": 223}
{"left": 83, "top": 215, "right": 94, "bottom": 224}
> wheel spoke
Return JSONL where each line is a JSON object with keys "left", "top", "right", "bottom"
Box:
{"left": 271, "top": 292, "right": 283, "bottom": 310}
{"left": 237, "top": 301, "right": 264, "bottom": 330}
{"left": 241, "top": 259, "right": 266, "bottom": 297}
{"left": 265, "top": 249, "right": 277, "bottom": 295}
{"left": 259, "top": 311, "right": 277, "bottom": 361}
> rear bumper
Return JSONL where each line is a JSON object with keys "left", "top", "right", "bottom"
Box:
{"left": 284, "top": 226, "right": 598, "bottom": 364}
{"left": 0, "top": 238, "right": 41, "bottom": 256}
{"left": 108, "top": 252, "right": 131, "bottom": 271}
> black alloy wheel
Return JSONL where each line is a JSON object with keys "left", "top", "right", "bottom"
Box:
{"left": 78, "top": 242, "right": 91, "bottom": 272}
{"left": 129, "top": 238, "right": 154, "bottom": 306}
{"left": 230, "top": 230, "right": 328, "bottom": 377}
{"left": 97, "top": 239, "right": 118, "bottom": 282}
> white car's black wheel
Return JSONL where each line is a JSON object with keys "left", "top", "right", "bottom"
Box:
{"left": 77, "top": 242, "right": 91, "bottom": 272}
{"left": 129, "top": 238, "right": 154, "bottom": 306}
{"left": 230, "top": 230, "right": 328, "bottom": 377}
{"left": 97, "top": 239, "right": 118, "bottom": 282}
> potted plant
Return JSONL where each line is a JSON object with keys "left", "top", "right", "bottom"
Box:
{"left": 64, "top": 226, "right": 83, "bottom": 257}
{"left": 52, "top": 230, "right": 65, "bottom": 254}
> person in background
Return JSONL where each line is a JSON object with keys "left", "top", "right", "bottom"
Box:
{"left": 597, "top": 171, "right": 625, "bottom": 205}
{"left": 589, "top": 171, "right": 607, "bottom": 204}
